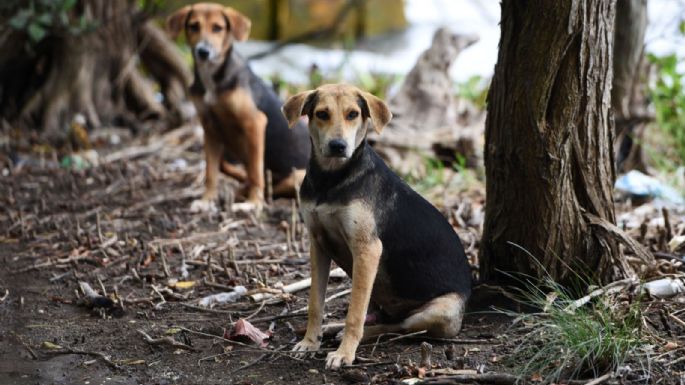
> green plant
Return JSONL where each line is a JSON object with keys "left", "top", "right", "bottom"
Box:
{"left": 402, "top": 155, "right": 445, "bottom": 194}
{"left": 648, "top": 52, "right": 685, "bottom": 164}
{"left": 498, "top": 249, "right": 646, "bottom": 383}
{"left": 354, "top": 69, "right": 400, "bottom": 100}
{"left": 455, "top": 75, "right": 489, "bottom": 109}
{"left": 3, "top": 0, "right": 95, "bottom": 46}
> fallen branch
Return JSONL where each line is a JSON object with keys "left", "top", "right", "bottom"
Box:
{"left": 249, "top": 267, "right": 347, "bottom": 301}
{"left": 565, "top": 278, "right": 637, "bottom": 312}
{"left": 179, "top": 302, "right": 238, "bottom": 315}
{"left": 11, "top": 332, "right": 37, "bottom": 360}
{"left": 583, "top": 372, "right": 613, "bottom": 385}
{"left": 174, "top": 326, "right": 325, "bottom": 357}
{"left": 137, "top": 330, "right": 198, "bottom": 352}
{"left": 102, "top": 125, "right": 194, "bottom": 163}
{"left": 0, "top": 289, "right": 8, "bottom": 303}
{"left": 291, "top": 288, "right": 351, "bottom": 314}
{"left": 229, "top": 347, "right": 283, "bottom": 374}
{"left": 419, "top": 372, "right": 519, "bottom": 385}
{"left": 150, "top": 231, "right": 238, "bottom": 247}
{"left": 127, "top": 187, "right": 202, "bottom": 212}
{"left": 13, "top": 253, "right": 91, "bottom": 273}
{"left": 420, "top": 341, "right": 433, "bottom": 368}
{"left": 45, "top": 346, "right": 120, "bottom": 369}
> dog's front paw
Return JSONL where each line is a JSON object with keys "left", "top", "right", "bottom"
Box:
{"left": 292, "top": 338, "right": 320, "bottom": 358}
{"left": 190, "top": 199, "right": 217, "bottom": 213}
{"left": 325, "top": 348, "right": 355, "bottom": 370}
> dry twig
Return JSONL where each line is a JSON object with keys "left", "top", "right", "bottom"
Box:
{"left": 137, "top": 330, "right": 198, "bottom": 352}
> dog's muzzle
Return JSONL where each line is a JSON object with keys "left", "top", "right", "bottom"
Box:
{"left": 196, "top": 47, "right": 210, "bottom": 60}
{"left": 194, "top": 41, "right": 215, "bottom": 61}
{"left": 326, "top": 139, "right": 348, "bottom": 157}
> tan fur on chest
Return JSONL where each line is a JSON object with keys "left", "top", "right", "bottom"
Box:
{"left": 301, "top": 199, "right": 378, "bottom": 275}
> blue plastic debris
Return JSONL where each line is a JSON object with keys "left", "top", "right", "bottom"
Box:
{"left": 615, "top": 170, "right": 684, "bottom": 206}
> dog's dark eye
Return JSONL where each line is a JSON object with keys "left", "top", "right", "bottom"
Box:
{"left": 346, "top": 110, "right": 359, "bottom": 120}
{"left": 212, "top": 24, "right": 223, "bottom": 33}
{"left": 315, "top": 111, "right": 330, "bottom": 120}
{"left": 188, "top": 22, "right": 200, "bottom": 32}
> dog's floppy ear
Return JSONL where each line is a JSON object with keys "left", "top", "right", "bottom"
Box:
{"left": 282, "top": 90, "right": 317, "bottom": 128}
{"left": 223, "top": 7, "right": 251, "bottom": 42}
{"left": 166, "top": 5, "right": 192, "bottom": 39}
{"left": 358, "top": 91, "right": 392, "bottom": 134}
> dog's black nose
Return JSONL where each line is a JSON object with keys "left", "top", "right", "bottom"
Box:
{"left": 196, "top": 47, "right": 210, "bottom": 60}
{"left": 328, "top": 139, "right": 347, "bottom": 156}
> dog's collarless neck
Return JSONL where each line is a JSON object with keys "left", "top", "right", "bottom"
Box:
{"left": 190, "top": 47, "right": 246, "bottom": 95}
{"left": 304, "top": 139, "right": 372, "bottom": 199}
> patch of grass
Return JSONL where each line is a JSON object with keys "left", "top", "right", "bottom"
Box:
{"left": 500, "top": 263, "right": 646, "bottom": 383}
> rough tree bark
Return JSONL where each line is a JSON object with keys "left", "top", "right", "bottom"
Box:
{"left": 612, "top": 0, "right": 649, "bottom": 172}
{"left": 0, "top": 0, "right": 189, "bottom": 138}
{"left": 480, "top": 0, "right": 635, "bottom": 285}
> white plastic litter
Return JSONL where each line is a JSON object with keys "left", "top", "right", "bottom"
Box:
{"left": 614, "top": 170, "right": 684, "bottom": 206}
{"left": 668, "top": 235, "right": 685, "bottom": 253}
{"left": 168, "top": 158, "right": 188, "bottom": 171}
{"left": 197, "top": 286, "right": 247, "bottom": 308}
{"left": 643, "top": 278, "right": 685, "bottom": 298}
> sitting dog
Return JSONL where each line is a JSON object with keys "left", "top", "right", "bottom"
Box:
{"left": 282, "top": 84, "right": 471, "bottom": 369}
{"left": 167, "top": 3, "right": 310, "bottom": 212}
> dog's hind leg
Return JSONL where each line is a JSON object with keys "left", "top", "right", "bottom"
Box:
{"left": 360, "top": 293, "right": 466, "bottom": 341}
{"left": 400, "top": 293, "right": 466, "bottom": 337}
{"left": 220, "top": 160, "right": 247, "bottom": 182}
{"left": 272, "top": 169, "right": 306, "bottom": 198}
{"left": 361, "top": 324, "right": 404, "bottom": 341}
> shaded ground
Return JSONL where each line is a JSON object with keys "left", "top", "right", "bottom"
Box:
{"left": 1, "top": 124, "right": 684, "bottom": 385}
{"left": 0, "top": 125, "right": 503, "bottom": 385}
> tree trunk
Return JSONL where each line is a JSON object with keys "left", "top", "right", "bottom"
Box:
{"left": 612, "top": 0, "right": 649, "bottom": 172}
{"left": 480, "top": 0, "right": 629, "bottom": 285}
{"left": 0, "top": 0, "right": 188, "bottom": 140}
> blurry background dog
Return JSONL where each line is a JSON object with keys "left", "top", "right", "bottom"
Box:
{"left": 167, "top": 3, "right": 310, "bottom": 213}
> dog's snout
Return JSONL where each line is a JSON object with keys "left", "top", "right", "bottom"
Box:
{"left": 196, "top": 47, "right": 210, "bottom": 60}
{"left": 328, "top": 139, "right": 347, "bottom": 156}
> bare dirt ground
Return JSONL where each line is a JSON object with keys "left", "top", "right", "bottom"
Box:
{"left": 1, "top": 124, "right": 684, "bottom": 385}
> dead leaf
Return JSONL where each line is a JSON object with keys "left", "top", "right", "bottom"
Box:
{"left": 165, "top": 328, "right": 182, "bottom": 335}
{"left": 141, "top": 254, "right": 153, "bottom": 267}
{"left": 173, "top": 280, "right": 196, "bottom": 289}
{"left": 664, "top": 341, "right": 679, "bottom": 350}
{"left": 226, "top": 318, "right": 271, "bottom": 347}
{"left": 531, "top": 372, "right": 543, "bottom": 382}
{"left": 41, "top": 341, "right": 62, "bottom": 349}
